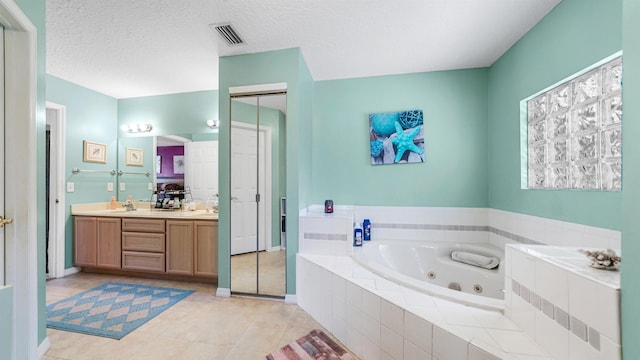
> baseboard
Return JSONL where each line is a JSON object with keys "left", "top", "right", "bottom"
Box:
{"left": 284, "top": 294, "right": 297, "bottom": 304}
{"left": 216, "top": 288, "right": 231, "bottom": 297}
{"left": 64, "top": 267, "right": 81, "bottom": 277}
{"left": 38, "top": 337, "right": 50, "bottom": 359}
{"left": 267, "top": 246, "right": 281, "bottom": 252}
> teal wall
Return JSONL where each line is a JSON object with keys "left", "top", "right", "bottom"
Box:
{"left": 487, "top": 0, "right": 623, "bottom": 230}
{"left": 312, "top": 69, "right": 488, "bottom": 207}
{"left": 47, "top": 75, "right": 119, "bottom": 269}
{"left": 621, "top": 0, "right": 640, "bottom": 357}
{"left": 0, "top": 286, "right": 13, "bottom": 358}
{"left": 118, "top": 90, "right": 219, "bottom": 136}
{"left": 298, "top": 51, "right": 314, "bottom": 224}
{"left": 218, "top": 48, "right": 312, "bottom": 294}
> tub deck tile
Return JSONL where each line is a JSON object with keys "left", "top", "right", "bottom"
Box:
{"left": 298, "top": 253, "right": 554, "bottom": 360}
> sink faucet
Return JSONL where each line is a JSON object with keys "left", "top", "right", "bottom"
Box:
{"left": 123, "top": 200, "right": 137, "bottom": 211}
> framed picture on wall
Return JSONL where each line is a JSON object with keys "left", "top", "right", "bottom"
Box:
{"left": 173, "top": 155, "right": 185, "bottom": 174}
{"left": 83, "top": 140, "right": 107, "bottom": 163}
{"left": 369, "top": 109, "right": 424, "bottom": 165}
{"left": 126, "top": 147, "right": 144, "bottom": 166}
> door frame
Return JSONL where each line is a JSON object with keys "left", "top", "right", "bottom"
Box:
{"left": 230, "top": 120, "right": 272, "bottom": 253}
{"left": 45, "top": 102, "right": 67, "bottom": 279}
{"left": 0, "top": 0, "right": 39, "bottom": 358}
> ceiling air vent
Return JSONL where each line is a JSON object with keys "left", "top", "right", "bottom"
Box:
{"left": 210, "top": 23, "right": 245, "bottom": 46}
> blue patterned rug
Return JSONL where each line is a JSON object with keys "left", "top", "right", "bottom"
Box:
{"left": 46, "top": 282, "right": 194, "bottom": 339}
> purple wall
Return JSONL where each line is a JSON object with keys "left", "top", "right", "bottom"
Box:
{"left": 157, "top": 146, "right": 184, "bottom": 179}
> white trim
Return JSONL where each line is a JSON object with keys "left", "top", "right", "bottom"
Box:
{"left": 45, "top": 102, "right": 66, "bottom": 279}
{"left": 229, "top": 82, "right": 287, "bottom": 96}
{"left": 63, "top": 267, "right": 81, "bottom": 277}
{"left": 37, "top": 337, "right": 50, "bottom": 359}
{"left": 266, "top": 246, "right": 281, "bottom": 252}
{"left": 284, "top": 294, "right": 297, "bottom": 304}
{"left": 0, "top": 20, "right": 5, "bottom": 288}
{"left": 1, "top": 0, "right": 38, "bottom": 358}
{"left": 216, "top": 287, "right": 231, "bottom": 297}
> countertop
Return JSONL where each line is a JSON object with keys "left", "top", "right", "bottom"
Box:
{"left": 71, "top": 202, "right": 218, "bottom": 221}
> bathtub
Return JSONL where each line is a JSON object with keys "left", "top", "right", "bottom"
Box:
{"left": 351, "top": 240, "right": 505, "bottom": 311}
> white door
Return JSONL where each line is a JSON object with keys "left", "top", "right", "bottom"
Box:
{"left": 0, "top": 8, "right": 39, "bottom": 358}
{"left": 230, "top": 123, "right": 266, "bottom": 255}
{"left": 184, "top": 141, "right": 218, "bottom": 204}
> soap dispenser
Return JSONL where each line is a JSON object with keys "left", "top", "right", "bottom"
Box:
{"left": 109, "top": 196, "right": 117, "bottom": 210}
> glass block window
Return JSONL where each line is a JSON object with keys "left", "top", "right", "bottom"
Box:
{"left": 527, "top": 56, "right": 622, "bottom": 191}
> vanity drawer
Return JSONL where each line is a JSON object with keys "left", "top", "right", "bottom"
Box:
{"left": 122, "top": 218, "right": 165, "bottom": 233}
{"left": 122, "top": 232, "right": 165, "bottom": 253}
{"left": 122, "top": 251, "right": 165, "bottom": 273}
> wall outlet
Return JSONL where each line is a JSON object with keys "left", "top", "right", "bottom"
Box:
{"left": 119, "top": 182, "right": 126, "bottom": 191}
{"left": 66, "top": 182, "right": 75, "bottom": 192}
{"left": 107, "top": 182, "right": 114, "bottom": 192}
{"left": 147, "top": 183, "right": 153, "bottom": 190}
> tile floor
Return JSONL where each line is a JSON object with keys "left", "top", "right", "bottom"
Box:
{"left": 230, "top": 250, "right": 286, "bottom": 296}
{"left": 44, "top": 272, "right": 355, "bottom": 360}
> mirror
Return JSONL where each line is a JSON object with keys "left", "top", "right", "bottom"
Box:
{"left": 230, "top": 92, "right": 287, "bottom": 297}
{"left": 117, "top": 133, "right": 218, "bottom": 202}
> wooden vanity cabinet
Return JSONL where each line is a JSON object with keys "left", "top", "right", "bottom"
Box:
{"left": 74, "top": 217, "right": 121, "bottom": 269}
{"left": 194, "top": 220, "right": 218, "bottom": 277}
{"left": 74, "top": 214, "right": 217, "bottom": 281}
{"left": 166, "top": 220, "right": 194, "bottom": 275}
{"left": 122, "top": 218, "right": 166, "bottom": 273}
{"left": 165, "top": 220, "right": 218, "bottom": 278}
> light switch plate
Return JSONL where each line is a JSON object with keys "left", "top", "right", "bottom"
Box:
{"left": 66, "top": 182, "right": 75, "bottom": 192}
{"left": 119, "top": 182, "right": 126, "bottom": 191}
{"left": 107, "top": 182, "right": 114, "bottom": 192}
{"left": 148, "top": 183, "right": 153, "bottom": 190}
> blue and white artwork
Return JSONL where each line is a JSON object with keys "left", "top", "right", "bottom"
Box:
{"left": 369, "top": 110, "right": 424, "bottom": 165}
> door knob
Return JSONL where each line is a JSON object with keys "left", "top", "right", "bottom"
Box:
{"left": 0, "top": 216, "right": 14, "bottom": 228}
{"left": 231, "top": 196, "right": 239, "bottom": 200}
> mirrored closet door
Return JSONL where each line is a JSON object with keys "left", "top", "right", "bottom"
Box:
{"left": 229, "top": 90, "right": 287, "bottom": 298}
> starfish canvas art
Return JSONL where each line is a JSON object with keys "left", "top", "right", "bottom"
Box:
{"left": 369, "top": 109, "right": 425, "bottom": 165}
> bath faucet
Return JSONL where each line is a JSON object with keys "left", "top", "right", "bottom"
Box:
{"left": 123, "top": 200, "right": 137, "bottom": 211}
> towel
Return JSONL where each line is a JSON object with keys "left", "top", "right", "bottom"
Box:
{"left": 450, "top": 251, "right": 499, "bottom": 270}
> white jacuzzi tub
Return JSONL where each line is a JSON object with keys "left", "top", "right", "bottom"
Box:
{"left": 352, "top": 240, "right": 505, "bottom": 311}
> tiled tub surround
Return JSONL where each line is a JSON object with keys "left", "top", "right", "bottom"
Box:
{"left": 505, "top": 245, "right": 621, "bottom": 360}
{"left": 297, "top": 253, "right": 553, "bottom": 360}
{"left": 299, "top": 206, "right": 621, "bottom": 255}
{"left": 297, "top": 205, "right": 622, "bottom": 359}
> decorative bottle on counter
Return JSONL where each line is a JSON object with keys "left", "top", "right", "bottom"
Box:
{"left": 353, "top": 222, "right": 363, "bottom": 246}
{"left": 363, "top": 219, "right": 371, "bottom": 241}
{"left": 109, "top": 196, "right": 117, "bottom": 210}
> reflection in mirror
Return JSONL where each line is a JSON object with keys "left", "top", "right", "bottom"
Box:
{"left": 155, "top": 135, "right": 189, "bottom": 198}
{"left": 230, "top": 92, "right": 287, "bottom": 298}
{"left": 117, "top": 136, "right": 154, "bottom": 201}
{"left": 117, "top": 133, "right": 219, "bottom": 203}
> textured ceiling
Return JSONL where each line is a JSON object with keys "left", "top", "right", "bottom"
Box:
{"left": 46, "top": 0, "right": 561, "bottom": 99}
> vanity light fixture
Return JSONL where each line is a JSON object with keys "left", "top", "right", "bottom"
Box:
{"left": 206, "top": 119, "right": 220, "bottom": 129}
{"left": 121, "top": 123, "right": 153, "bottom": 133}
